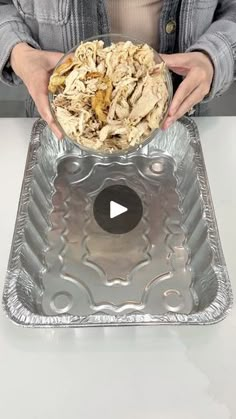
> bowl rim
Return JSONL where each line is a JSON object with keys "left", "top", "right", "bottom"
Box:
{"left": 49, "top": 33, "right": 173, "bottom": 156}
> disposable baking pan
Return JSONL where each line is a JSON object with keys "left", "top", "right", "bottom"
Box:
{"left": 2, "top": 118, "right": 233, "bottom": 326}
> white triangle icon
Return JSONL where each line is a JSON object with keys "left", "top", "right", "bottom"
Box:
{"left": 110, "top": 201, "right": 128, "bottom": 219}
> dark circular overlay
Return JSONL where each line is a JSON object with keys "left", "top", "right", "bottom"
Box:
{"left": 93, "top": 185, "right": 143, "bottom": 234}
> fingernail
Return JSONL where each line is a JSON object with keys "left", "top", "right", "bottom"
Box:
{"left": 165, "top": 119, "right": 173, "bottom": 130}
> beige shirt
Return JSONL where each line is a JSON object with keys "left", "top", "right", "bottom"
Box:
{"left": 105, "top": 0, "right": 163, "bottom": 51}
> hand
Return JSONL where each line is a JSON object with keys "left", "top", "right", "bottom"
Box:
{"left": 160, "top": 51, "right": 214, "bottom": 129}
{"left": 10, "top": 43, "right": 64, "bottom": 139}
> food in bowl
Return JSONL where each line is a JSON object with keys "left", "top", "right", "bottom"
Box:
{"left": 49, "top": 39, "right": 169, "bottom": 152}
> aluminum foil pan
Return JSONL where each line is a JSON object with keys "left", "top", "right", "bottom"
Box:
{"left": 2, "top": 118, "right": 233, "bottom": 327}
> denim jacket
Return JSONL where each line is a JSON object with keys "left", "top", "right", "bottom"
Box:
{"left": 0, "top": 0, "right": 236, "bottom": 113}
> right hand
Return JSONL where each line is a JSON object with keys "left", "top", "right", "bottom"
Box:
{"left": 10, "top": 43, "right": 64, "bottom": 139}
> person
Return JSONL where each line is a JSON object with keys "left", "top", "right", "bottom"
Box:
{"left": 0, "top": 0, "right": 235, "bottom": 139}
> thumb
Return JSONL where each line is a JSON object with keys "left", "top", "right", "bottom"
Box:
{"left": 160, "top": 53, "right": 189, "bottom": 75}
{"left": 44, "top": 51, "right": 65, "bottom": 69}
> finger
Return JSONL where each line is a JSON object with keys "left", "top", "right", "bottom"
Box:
{"left": 169, "top": 69, "right": 200, "bottom": 116}
{"left": 162, "top": 117, "right": 173, "bottom": 131}
{"left": 47, "top": 119, "right": 64, "bottom": 140}
{"left": 170, "top": 86, "right": 205, "bottom": 122}
{"left": 160, "top": 53, "right": 190, "bottom": 70}
{"left": 44, "top": 51, "right": 65, "bottom": 71}
{"left": 29, "top": 71, "right": 64, "bottom": 139}
{"left": 33, "top": 91, "right": 64, "bottom": 139}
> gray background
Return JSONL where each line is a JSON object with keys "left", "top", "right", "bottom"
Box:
{"left": 0, "top": 80, "right": 236, "bottom": 117}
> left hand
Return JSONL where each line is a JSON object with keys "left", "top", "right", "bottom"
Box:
{"left": 11, "top": 43, "right": 64, "bottom": 139}
{"left": 160, "top": 51, "right": 214, "bottom": 129}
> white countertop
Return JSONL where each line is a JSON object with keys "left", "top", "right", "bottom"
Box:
{"left": 0, "top": 118, "right": 235, "bottom": 419}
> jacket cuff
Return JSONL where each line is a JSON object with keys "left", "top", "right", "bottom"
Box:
{"left": 187, "top": 32, "right": 234, "bottom": 101}
{"left": 0, "top": 20, "right": 40, "bottom": 85}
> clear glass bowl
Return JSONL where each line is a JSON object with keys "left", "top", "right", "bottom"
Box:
{"left": 49, "top": 33, "right": 173, "bottom": 156}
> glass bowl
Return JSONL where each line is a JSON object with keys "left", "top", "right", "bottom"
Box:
{"left": 49, "top": 33, "right": 173, "bottom": 156}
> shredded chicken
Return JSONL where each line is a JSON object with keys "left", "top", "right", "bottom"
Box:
{"left": 49, "top": 40, "right": 169, "bottom": 152}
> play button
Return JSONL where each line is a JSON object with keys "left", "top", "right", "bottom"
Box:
{"left": 110, "top": 201, "right": 127, "bottom": 219}
{"left": 93, "top": 185, "right": 143, "bottom": 234}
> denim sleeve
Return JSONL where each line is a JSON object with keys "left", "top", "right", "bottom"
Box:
{"left": 187, "top": 0, "right": 236, "bottom": 100}
{"left": 0, "top": 4, "right": 40, "bottom": 85}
